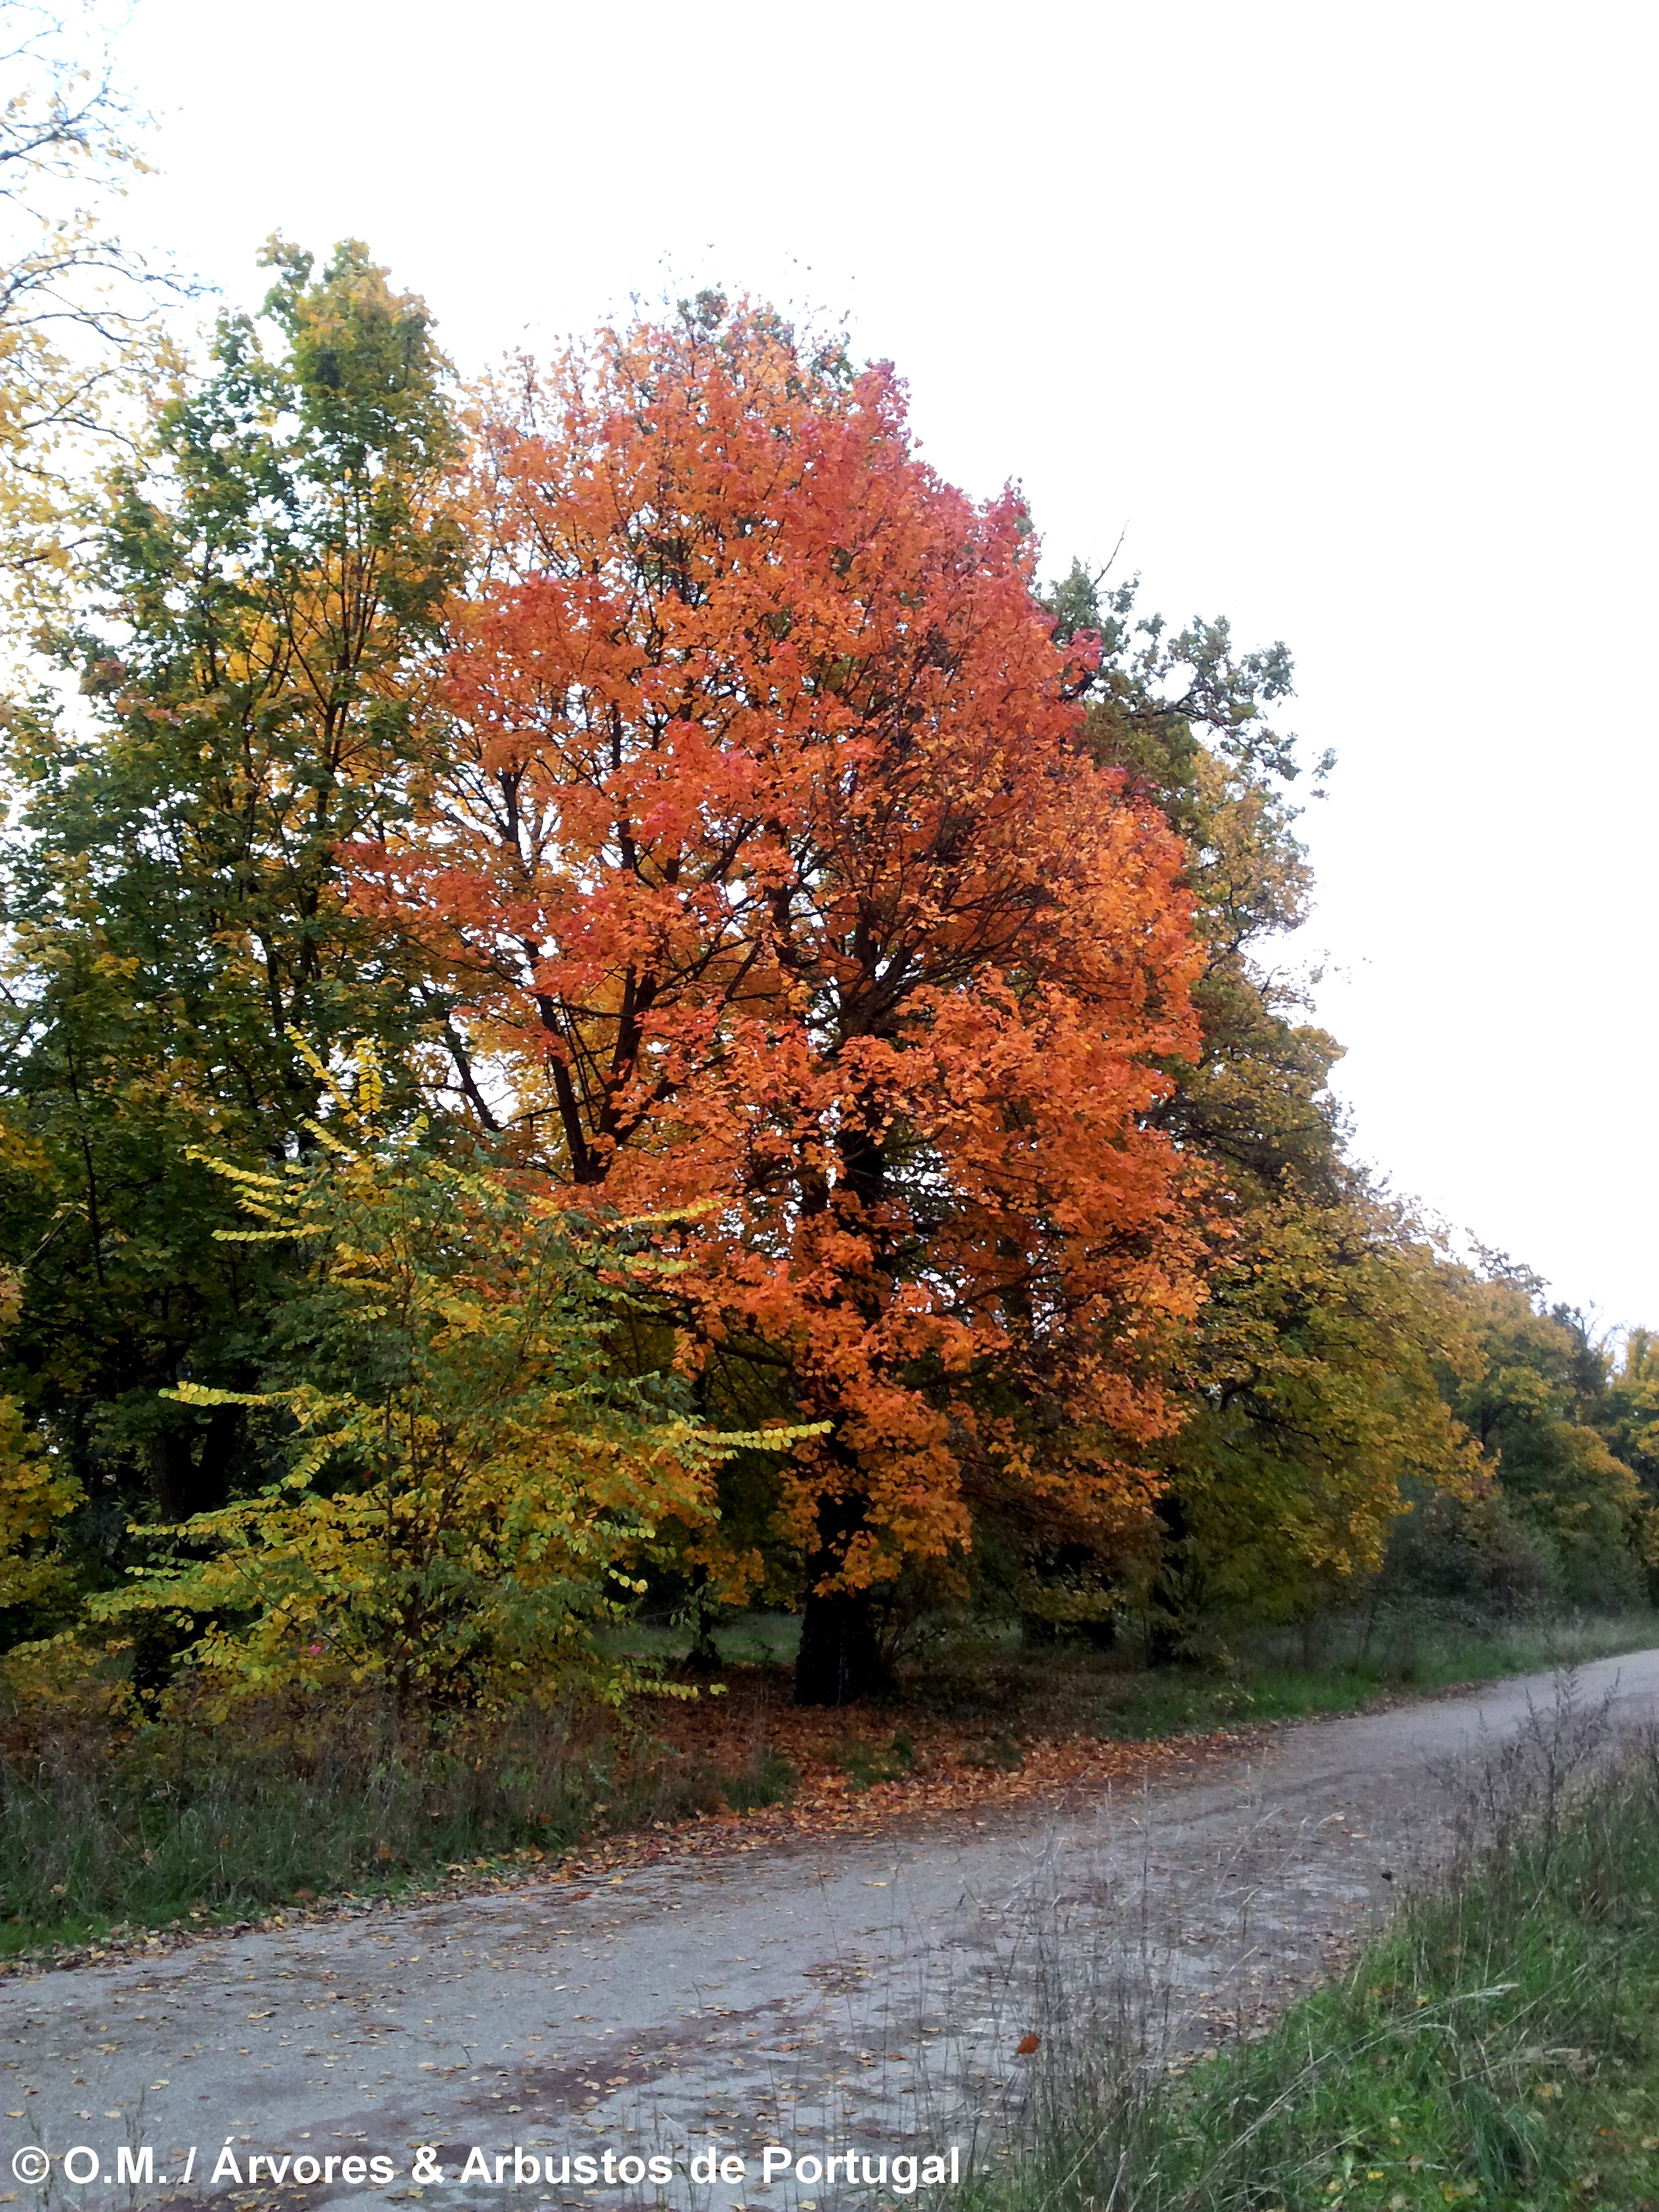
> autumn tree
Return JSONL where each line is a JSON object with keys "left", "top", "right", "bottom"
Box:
{"left": 349, "top": 297, "right": 1205, "bottom": 1702}
{"left": 992, "top": 567, "right": 1484, "bottom": 1649}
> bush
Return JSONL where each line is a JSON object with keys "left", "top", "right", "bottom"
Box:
{"left": 1378, "top": 1489, "right": 1557, "bottom": 1614}
{"left": 87, "top": 1045, "right": 817, "bottom": 1716}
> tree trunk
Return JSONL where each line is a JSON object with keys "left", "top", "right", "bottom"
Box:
{"left": 794, "top": 1582, "right": 890, "bottom": 1706}
{"left": 148, "top": 1402, "right": 244, "bottom": 1521}
{"left": 131, "top": 1620, "right": 191, "bottom": 1705}
{"left": 1144, "top": 1491, "right": 1191, "bottom": 1668}
{"left": 794, "top": 1487, "right": 894, "bottom": 1706}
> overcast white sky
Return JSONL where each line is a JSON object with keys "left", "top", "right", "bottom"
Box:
{"left": 104, "top": 0, "right": 1658, "bottom": 1328}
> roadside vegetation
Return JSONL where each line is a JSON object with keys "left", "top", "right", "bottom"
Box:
{"left": 6, "top": 1603, "right": 1656, "bottom": 1959}
{"left": 0, "top": 1693, "right": 804, "bottom": 1958}
{"left": 1077, "top": 1611, "right": 1659, "bottom": 1740}
{"left": 975, "top": 1689, "right": 1659, "bottom": 2212}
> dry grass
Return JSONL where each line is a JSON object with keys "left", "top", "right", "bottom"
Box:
{"left": 966, "top": 1674, "right": 1659, "bottom": 2212}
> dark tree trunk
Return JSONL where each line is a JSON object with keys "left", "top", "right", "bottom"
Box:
{"left": 794, "top": 1486, "right": 894, "bottom": 1706}
{"left": 131, "top": 1619, "right": 192, "bottom": 1706}
{"left": 138, "top": 1406, "right": 246, "bottom": 1699}
{"left": 794, "top": 1582, "right": 891, "bottom": 1706}
{"left": 790, "top": 1101, "right": 905, "bottom": 1710}
{"left": 1144, "top": 1490, "right": 1190, "bottom": 1668}
{"left": 149, "top": 1403, "right": 244, "bottom": 1522}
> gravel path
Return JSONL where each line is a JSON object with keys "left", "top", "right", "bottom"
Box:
{"left": 5, "top": 1650, "right": 1658, "bottom": 2212}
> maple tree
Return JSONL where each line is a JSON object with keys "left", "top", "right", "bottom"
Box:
{"left": 349, "top": 297, "right": 1206, "bottom": 1701}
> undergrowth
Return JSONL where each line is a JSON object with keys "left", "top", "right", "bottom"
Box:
{"left": 5, "top": 1610, "right": 1655, "bottom": 1960}
{"left": 0, "top": 1695, "right": 789, "bottom": 1957}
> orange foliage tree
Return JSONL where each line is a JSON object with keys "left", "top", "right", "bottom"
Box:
{"left": 348, "top": 298, "right": 1205, "bottom": 1701}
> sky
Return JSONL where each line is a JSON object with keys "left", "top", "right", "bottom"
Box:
{"left": 100, "top": 0, "right": 1658, "bottom": 1328}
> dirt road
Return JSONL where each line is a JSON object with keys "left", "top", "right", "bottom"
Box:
{"left": 5, "top": 1650, "right": 1658, "bottom": 2212}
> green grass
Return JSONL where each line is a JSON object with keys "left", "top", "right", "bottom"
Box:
{"left": 972, "top": 1695, "right": 1659, "bottom": 2212}
{"left": 1091, "top": 1613, "right": 1659, "bottom": 1740}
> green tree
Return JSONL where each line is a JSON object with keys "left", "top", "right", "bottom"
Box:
{"left": 0, "top": 240, "right": 464, "bottom": 1566}
{"left": 0, "top": 1378, "right": 81, "bottom": 1642}
{"left": 1163, "top": 1195, "right": 1483, "bottom": 1635}
{"left": 1446, "top": 1267, "right": 1652, "bottom": 1606}
{"left": 1602, "top": 1327, "right": 1659, "bottom": 1497}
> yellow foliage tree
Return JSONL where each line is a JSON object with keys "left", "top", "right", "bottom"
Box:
{"left": 1165, "top": 1197, "right": 1486, "bottom": 1629}
{"left": 91, "top": 1046, "right": 822, "bottom": 1715}
{"left": 1448, "top": 1274, "right": 1654, "bottom": 1605}
{"left": 0, "top": 1387, "right": 81, "bottom": 1619}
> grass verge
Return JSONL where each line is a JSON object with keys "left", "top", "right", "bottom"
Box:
{"left": 975, "top": 1685, "right": 1659, "bottom": 2212}
{"left": 1090, "top": 1612, "right": 1659, "bottom": 1740}
{"left": 0, "top": 1698, "right": 794, "bottom": 1959}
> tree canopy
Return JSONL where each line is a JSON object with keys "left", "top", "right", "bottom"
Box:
{"left": 346, "top": 299, "right": 1207, "bottom": 1698}
{"left": 0, "top": 199, "right": 1650, "bottom": 1708}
